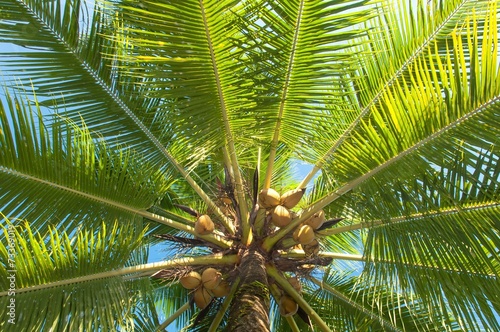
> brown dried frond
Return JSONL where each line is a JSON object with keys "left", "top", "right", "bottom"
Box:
{"left": 151, "top": 267, "right": 192, "bottom": 281}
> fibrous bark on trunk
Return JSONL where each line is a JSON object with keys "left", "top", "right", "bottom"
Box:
{"left": 227, "top": 247, "right": 270, "bottom": 332}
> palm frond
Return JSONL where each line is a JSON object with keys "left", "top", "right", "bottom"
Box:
{"left": 300, "top": 0, "right": 497, "bottom": 187}
{"left": 0, "top": 0, "right": 159, "bottom": 157}
{"left": 254, "top": 0, "right": 379, "bottom": 187}
{"left": 0, "top": 88, "right": 170, "bottom": 233}
{"left": 305, "top": 0, "right": 500, "bottom": 215}
{"left": 0, "top": 0, "right": 232, "bottom": 229}
{"left": 361, "top": 205, "right": 500, "bottom": 330}
{"left": 151, "top": 280, "right": 194, "bottom": 332}
{"left": 303, "top": 268, "right": 460, "bottom": 331}
{"left": 0, "top": 218, "right": 148, "bottom": 331}
{"left": 311, "top": 8, "right": 500, "bottom": 325}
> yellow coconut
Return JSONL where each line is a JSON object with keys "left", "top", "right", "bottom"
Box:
{"left": 301, "top": 238, "right": 320, "bottom": 256}
{"left": 294, "top": 224, "right": 315, "bottom": 245}
{"left": 194, "top": 287, "right": 213, "bottom": 310}
{"left": 287, "top": 276, "right": 302, "bottom": 293}
{"left": 201, "top": 267, "right": 222, "bottom": 290}
{"left": 280, "top": 188, "right": 305, "bottom": 209}
{"left": 258, "top": 188, "right": 280, "bottom": 209}
{"left": 195, "top": 215, "right": 215, "bottom": 235}
{"left": 304, "top": 210, "right": 325, "bottom": 230}
{"left": 271, "top": 205, "right": 292, "bottom": 227}
{"left": 279, "top": 295, "right": 298, "bottom": 317}
{"left": 210, "top": 280, "right": 231, "bottom": 297}
{"left": 179, "top": 271, "right": 202, "bottom": 289}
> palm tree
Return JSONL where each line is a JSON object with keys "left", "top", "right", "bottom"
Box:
{"left": 0, "top": 0, "right": 499, "bottom": 330}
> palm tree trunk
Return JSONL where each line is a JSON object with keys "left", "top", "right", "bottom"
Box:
{"left": 227, "top": 246, "right": 270, "bottom": 332}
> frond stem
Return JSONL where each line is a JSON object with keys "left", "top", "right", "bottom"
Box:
{"left": 264, "top": 0, "right": 305, "bottom": 189}
{"left": 156, "top": 302, "right": 190, "bottom": 332}
{"left": 285, "top": 316, "right": 301, "bottom": 332}
{"left": 267, "top": 264, "right": 333, "bottom": 332}
{"left": 280, "top": 250, "right": 364, "bottom": 262}
{"left": 319, "top": 201, "right": 500, "bottom": 236}
{"left": 281, "top": 250, "right": 497, "bottom": 278}
{"left": 0, "top": 254, "right": 238, "bottom": 297}
{"left": 208, "top": 277, "right": 241, "bottom": 332}
{"left": 199, "top": 0, "right": 246, "bottom": 239}
{"left": 268, "top": 283, "right": 302, "bottom": 332}
{"left": 1, "top": 167, "right": 232, "bottom": 248}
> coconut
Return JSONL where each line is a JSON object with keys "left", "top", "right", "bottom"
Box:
{"left": 280, "top": 188, "right": 305, "bottom": 209}
{"left": 210, "top": 280, "right": 230, "bottom": 297}
{"left": 287, "top": 276, "right": 302, "bottom": 293}
{"left": 301, "top": 238, "right": 320, "bottom": 256}
{"left": 195, "top": 215, "right": 215, "bottom": 235}
{"left": 304, "top": 210, "right": 325, "bottom": 230}
{"left": 179, "top": 271, "right": 202, "bottom": 289}
{"left": 258, "top": 188, "right": 280, "bottom": 209}
{"left": 194, "top": 287, "right": 213, "bottom": 310}
{"left": 279, "top": 295, "right": 298, "bottom": 316}
{"left": 271, "top": 205, "right": 292, "bottom": 227}
{"left": 294, "top": 224, "right": 315, "bottom": 245}
{"left": 201, "top": 268, "right": 222, "bottom": 290}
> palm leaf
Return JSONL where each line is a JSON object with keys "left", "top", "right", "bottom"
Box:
{"left": 0, "top": 88, "right": 236, "bottom": 249}
{"left": 251, "top": 0, "right": 379, "bottom": 186}
{"left": 0, "top": 215, "right": 238, "bottom": 331}
{"left": 300, "top": 0, "right": 497, "bottom": 187}
{"left": 0, "top": 218, "right": 148, "bottom": 331}
{"left": 0, "top": 0, "right": 234, "bottom": 229}
{"left": 286, "top": 0, "right": 499, "bottom": 222}
{"left": 0, "top": 88, "right": 172, "bottom": 232}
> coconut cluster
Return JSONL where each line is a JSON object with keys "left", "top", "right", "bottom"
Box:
{"left": 293, "top": 209, "right": 325, "bottom": 254}
{"left": 258, "top": 188, "right": 305, "bottom": 228}
{"left": 258, "top": 187, "right": 326, "bottom": 253}
{"left": 179, "top": 268, "right": 230, "bottom": 309}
